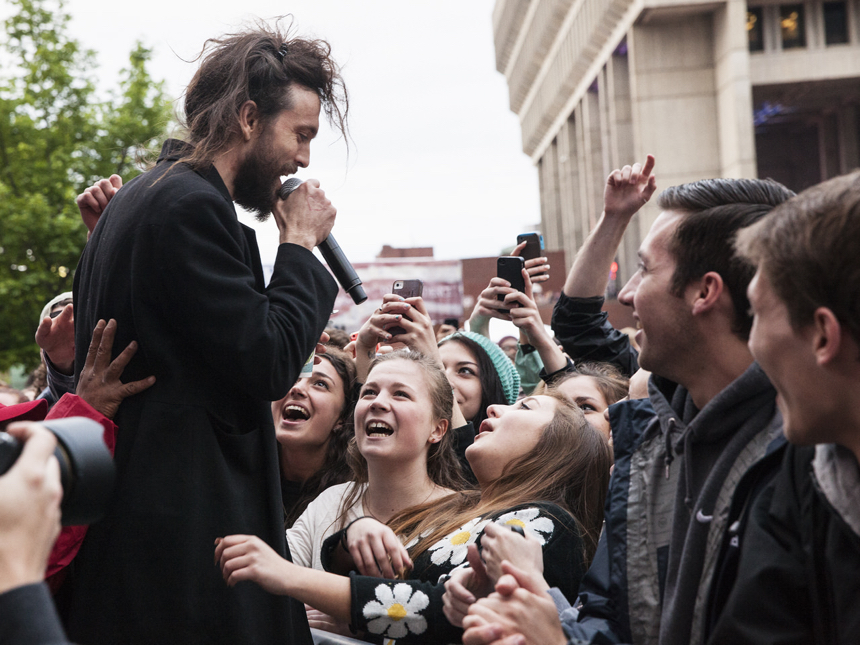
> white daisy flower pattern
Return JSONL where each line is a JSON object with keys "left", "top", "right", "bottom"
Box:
{"left": 428, "top": 518, "right": 489, "bottom": 567}
{"left": 403, "top": 528, "right": 433, "bottom": 550}
{"left": 363, "top": 583, "right": 429, "bottom": 639}
{"left": 493, "top": 507, "right": 555, "bottom": 545}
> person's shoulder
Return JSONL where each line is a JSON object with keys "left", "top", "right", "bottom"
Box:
{"left": 306, "top": 481, "right": 361, "bottom": 508}
{"left": 608, "top": 397, "right": 656, "bottom": 438}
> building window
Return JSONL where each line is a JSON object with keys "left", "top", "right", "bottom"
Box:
{"left": 747, "top": 7, "right": 765, "bottom": 51}
{"left": 823, "top": 2, "right": 849, "bottom": 45}
{"left": 780, "top": 4, "right": 806, "bottom": 49}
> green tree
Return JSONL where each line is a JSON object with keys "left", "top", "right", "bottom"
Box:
{"left": 0, "top": 0, "right": 171, "bottom": 371}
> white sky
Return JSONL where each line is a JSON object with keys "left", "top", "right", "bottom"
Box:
{"left": 60, "top": 0, "right": 541, "bottom": 266}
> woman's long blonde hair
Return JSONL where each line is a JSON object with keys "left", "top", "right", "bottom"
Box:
{"left": 388, "top": 391, "right": 612, "bottom": 566}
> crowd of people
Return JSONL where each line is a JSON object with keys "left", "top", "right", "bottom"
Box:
{"left": 1, "top": 19, "right": 859, "bottom": 645}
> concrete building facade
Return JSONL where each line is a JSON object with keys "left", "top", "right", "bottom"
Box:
{"left": 493, "top": 0, "right": 860, "bottom": 287}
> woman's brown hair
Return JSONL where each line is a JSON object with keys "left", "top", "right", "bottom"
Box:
{"left": 389, "top": 391, "right": 612, "bottom": 566}
{"left": 534, "top": 361, "right": 629, "bottom": 407}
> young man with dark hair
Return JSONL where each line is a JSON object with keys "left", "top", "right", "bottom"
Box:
{"left": 707, "top": 171, "right": 860, "bottom": 644}
{"left": 70, "top": 24, "right": 347, "bottom": 645}
{"left": 459, "top": 157, "right": 794, "bottom": 645}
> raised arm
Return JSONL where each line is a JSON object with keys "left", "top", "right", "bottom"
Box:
{"left": 563, "top": 155, "right": 655, "bottom": 298}
{"left": 552, "top": 156, "right": 656, "bottom": 376}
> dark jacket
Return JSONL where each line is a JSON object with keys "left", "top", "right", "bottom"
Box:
{"left": 553, "top": 295, "right": 781, "bottom": 645}
{"left": 0, "top": 583, "right": 68, "bottom": 645}
{"left": 70, "top": 140, "right": 337, "bottom": 644}
{"left": 551, "top": 294, "right": 639, "bottom": 377}
{"left": 707, "top": 443, "right": 860, "bottom": 644}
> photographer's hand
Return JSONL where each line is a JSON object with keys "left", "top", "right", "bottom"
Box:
{"left": 0, "top": 422, "right": 62, "bottom": 594}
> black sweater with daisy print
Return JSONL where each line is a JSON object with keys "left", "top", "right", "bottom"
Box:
{"left": 342, "top": 501, "right": 586, "bottom": 644}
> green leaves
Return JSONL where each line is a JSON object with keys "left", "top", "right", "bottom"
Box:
{"left": 0, "top": 0, "right": 171, "bottom": 370}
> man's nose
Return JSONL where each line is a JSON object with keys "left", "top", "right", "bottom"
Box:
{"left": 618, "top": 273, "right": 639, "bottom": 306}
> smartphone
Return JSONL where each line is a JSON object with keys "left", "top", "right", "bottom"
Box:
{"left": 517, "top": 232, "right": 544, "bottom": 261}
{"left": 497, "top": 256, "right": 525, "bottom": 314}
{"left": 387, "top": 279, "right": 424, "bottom": 336}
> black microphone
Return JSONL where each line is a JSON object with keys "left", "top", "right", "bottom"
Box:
{"left": 279, "top": 178, "right": 367, "bottom": 304}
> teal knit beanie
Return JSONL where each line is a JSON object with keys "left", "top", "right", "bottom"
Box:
{"left": 441, "top": 331, "right": 520, "bottom": 405}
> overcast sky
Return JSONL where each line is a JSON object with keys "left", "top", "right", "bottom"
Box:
{"left": 60, "top": 0, "right": 541, "bottom": 267}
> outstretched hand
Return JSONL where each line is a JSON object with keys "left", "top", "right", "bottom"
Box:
{"left": 77, "top": 175, "right": 122, "bottom": 235}
{"left": 35, "top": 303, "right": 75, "bottom": 375}
{"left": 604, "top": 154, "right": 656, "bottom": 220}
{"left": 215, "top": 534, "right": 291, "bottom": 594}
{"left": 76, "top": 319, "right": 156, "bottom": 419}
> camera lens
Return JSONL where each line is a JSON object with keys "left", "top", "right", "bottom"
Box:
{"left": 0, "top": 417, "right": 115, "bottom": 526}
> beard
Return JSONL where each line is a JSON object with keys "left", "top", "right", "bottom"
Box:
{"left": 232, "top": 134, "right": 297, "bottom": 222}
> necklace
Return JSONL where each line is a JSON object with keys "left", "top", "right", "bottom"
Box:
{"left": 363, "top": 482, "right": 441, "bottom": 524}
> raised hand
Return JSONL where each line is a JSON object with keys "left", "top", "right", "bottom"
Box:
{"left": 511, "top": 241, "right": 551, "bottom": 284}
{"left": 35, "top": 303, "right": 75, "bottom": 374}
{"left": 76, "top": 175, "right": 122, "bottom": 235}
{"left": 604, "top": 154, "right": 657, "bottom": 220}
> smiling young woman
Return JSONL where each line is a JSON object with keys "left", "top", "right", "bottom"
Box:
{"left": 285, "top": 351, "right": 465, "bottom": 573}
{"left": 273, "top": 345, "right": 357, "bottom": 527}
{"left": 216, "top": 389, "right": 612, "bottom": 644}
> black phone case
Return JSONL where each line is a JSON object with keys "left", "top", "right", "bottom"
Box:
{"left": 517, "top": 233, "right": 542, "bottom": 261}
{"left": 497, "top": 256, "right": 525, "bottom": 314}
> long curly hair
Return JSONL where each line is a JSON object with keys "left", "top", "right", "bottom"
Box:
{"left": 180, "top": 17, "right": 348, "bottom": 169}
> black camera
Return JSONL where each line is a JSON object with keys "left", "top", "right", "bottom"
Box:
{"left": 0, "top": 417, "right": 115, "bottom": 526}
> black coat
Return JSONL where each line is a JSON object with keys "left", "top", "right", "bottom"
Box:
{"left": 707, "top": 443, "right": 860, "bottom": 644}
{"left": 70, "top": 140, "right": 337, "bottom": 644}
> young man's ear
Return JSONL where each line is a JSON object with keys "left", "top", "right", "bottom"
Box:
{"left": 812, "top": 306, "right": 843, "bottom": 366}
{"left": 689, "top": 271, "right": 725, "bottom": 316}
{"left": 238, "top": 100, "right": 260, "bottom": 141}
